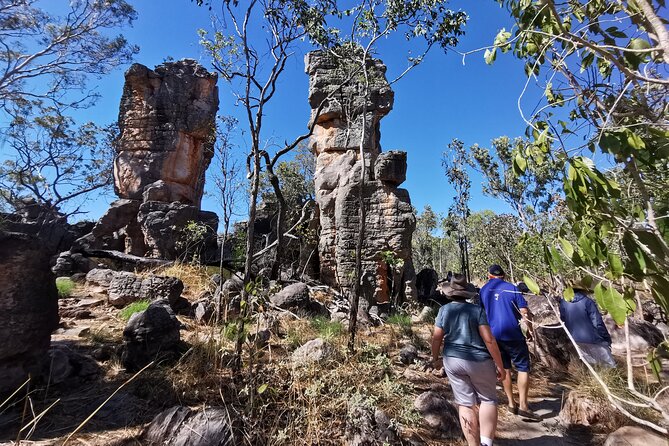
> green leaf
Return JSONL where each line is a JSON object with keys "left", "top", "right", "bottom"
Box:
{"left": 602, "top": 285, "right": 628, "bottom": 325}
{"left": 514, "top": 153, "right": 527, "bottom": 174}
{"left": 559, "top": 238, "right": 574, "bottom": 258}
{"left": 651, "top": 276, "right": 669, "bottom": 316}
{"left": 648, "top": 349, "right": 663, "bottom": 382}
{"left": 626, "top": 131, "right": 645, "bottom": 150}
{"left": 523, "top": 275, "right": 540, "bottom": 295}
{"left": 564, "top": 286, "right": 575, "bottom": 302}
{"left": 257, "top": 383, "right": 269, "bottom": 394}
{"left": 580, "top": 51, "right": 595, "bottom": 72}
{"left": 607, "top": 253, "right": 624, "bottom": 279}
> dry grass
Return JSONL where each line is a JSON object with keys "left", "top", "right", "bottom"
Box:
{"left": 158, "top": 262, "right": 216, "bottom": 298}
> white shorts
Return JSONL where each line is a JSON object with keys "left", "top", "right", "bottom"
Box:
{"left": 442, "top": 356, "right": 498, "bottom": 407}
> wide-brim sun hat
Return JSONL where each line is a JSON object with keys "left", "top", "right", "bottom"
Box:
{"left": 441, "top": 273, "right": 477, "bottom": 298}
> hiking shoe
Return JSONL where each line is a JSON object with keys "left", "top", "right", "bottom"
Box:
{"left": 517, "top": 408, "right": 541, "bottom": 421}
{"left": 507, "top": 406, "right": 518, "bottom": 415}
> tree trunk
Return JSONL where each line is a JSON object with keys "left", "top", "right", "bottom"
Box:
{"left": 267, "top": 170, "right": 286, "bottom": 280}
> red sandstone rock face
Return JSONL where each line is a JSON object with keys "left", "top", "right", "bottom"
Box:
{"left": 305, "top": 50, "right": 416, "bottom": 308}
{"left": 114, "top": 60, "right": 218, "bottom": 206}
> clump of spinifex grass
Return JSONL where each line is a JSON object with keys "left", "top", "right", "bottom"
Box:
{"left": 118, "top": 300, "right": 150, "bottom": 321}
{"left": 56, "top": 277, "right": 76, "bottom": 298}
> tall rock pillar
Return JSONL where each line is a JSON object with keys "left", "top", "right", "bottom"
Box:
{"left": 77, "top": 59, "right": 219, "bottom": 260}
{"left": 305, "top": 50, "right": 417, "bottom": 312}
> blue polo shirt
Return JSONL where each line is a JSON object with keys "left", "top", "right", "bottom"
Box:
{"left": 480, "top": 278, "right": 528, "bottom": 341}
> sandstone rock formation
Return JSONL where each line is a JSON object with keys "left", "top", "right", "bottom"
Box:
{"left": 0, "top": 232, "right": 59, "bottom": 395}
{"left": 305, "top": 50, "right": 416, "bottom": 312}
{"left": 75, "top": 59, "right": 219, "bottom": 261}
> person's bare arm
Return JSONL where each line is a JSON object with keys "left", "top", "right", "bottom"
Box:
{"left": 520, "top": 307, "right": 533, "bottom": 339}
{"left": 431, "top": 326, "right": 445, "bottom": 370}
{"left": 478, "top": 324, "right": 506, "bottom": 381}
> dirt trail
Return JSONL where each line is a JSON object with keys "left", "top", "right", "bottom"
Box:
{"left": 495, "top": 384, "right": 599, "bottom": 446}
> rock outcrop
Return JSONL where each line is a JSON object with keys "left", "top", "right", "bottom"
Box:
{"left": 0, "top": 232, "right": 59, "bottom": 395}
{"left": 305, "top": 50, "right": 416, "bottom": 313}
{"left": 143, "top": 406, "right": 235, "bottom": 446}
{"left": 75, "top": 60, "right": 219, "bottom": 261}
{"left": 121, "top": 300, "right": 181, "bottom": 371}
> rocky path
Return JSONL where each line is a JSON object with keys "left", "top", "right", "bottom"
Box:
{"left": 494, "top": 383, "right": 603, "bottom": 446}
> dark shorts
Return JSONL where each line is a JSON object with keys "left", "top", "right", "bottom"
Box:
{"left": 497, "top": 339, "right": 530, "bottom": 372}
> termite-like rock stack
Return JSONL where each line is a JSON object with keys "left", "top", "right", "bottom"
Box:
{"left": 305, "top": 50, "right": 417, "bottom": 314}
{"left": 76, "top": 60, "right": 219, "bottom": 261}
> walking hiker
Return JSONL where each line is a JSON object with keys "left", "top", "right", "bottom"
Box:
{"left": 560, "top": 280, "right": 616, "bottom": 368}
{"left": 431, "top": 274, "right": 506, "bottom": 446}
{"left": 479, "top": 264, "right": 540, "bottom": 420}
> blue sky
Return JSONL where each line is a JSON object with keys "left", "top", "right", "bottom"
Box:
{"left": 14, "top": 1, "right": 548, "bottom": 223}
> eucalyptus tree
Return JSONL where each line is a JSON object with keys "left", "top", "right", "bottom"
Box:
{"left": 442, "top": 138, "right": 473, "bottom": 281}
{"left": 0, "top": 0, "right": 137, "bottom": 214}
{"left": 0, "top": 108, "right": 117, "bottom": 215}
{"left": 0, "top": 0, "right": 137, "bottom": 114}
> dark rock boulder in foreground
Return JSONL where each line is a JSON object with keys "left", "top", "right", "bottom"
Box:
{"left": 121, "top": 300, "right": 180, "bottom": 371}
{"left": 143, "top": 406, "right": 235, "bottom": 446}
{"left": 0, "top": 231, "right": 59, "bottom": 395}
{"left": 413, "top": 390, "right": 461, "bottom": 440}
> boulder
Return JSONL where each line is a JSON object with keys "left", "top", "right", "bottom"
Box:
{"left": 221, "top": 273, "right": 244, "bottom": 296}
{"left": 416, "top": 269, "right": 439, "bottom": 300}
{"left": 398, "top": 344, "right": 418, "bottom": 365}
{"left": 143, "top": 406, "right": 235, "bottom": 446}
{"left": 532, "top": 325, "right": 577, "bottom": 372}
{"left": 291, "top": 338, "right": 334, "bottom": 366}
{"left": 606, "top": 316, "right": 664, "bottom": 354}
{"left": 52, "top": 250, "right": 96, "bottom": 276}
{"left": 413, "top": 391, "right": 461, "bottom": 439}
{"left": 121, "top": 300, "right": 181, "bottom": 371}
{"left": 345, "top": 402, "right": 399, "bottom": 446}
{"left": 604, "top": 426, "right": 668, "bottom": 445}
{"left": 85, "top": 268, "right": 116, "bottom": 290}
{"left": 193, "top": 298, "right": 216, "bottom": 324}
{"left": 0, "top": 232, "right": 59, "bottom": 395}
{"left": 45, "top": 345, "right": 99, "bottom": 385}
{"left": 526, "top": 294, "right": 559, "bottom": 324}
{"left": 374, "top": 151, "right": 407, "bottom": 186}
{"left": 108, "top": 272, "right": 184, "bottom": 308}
{"left": 270, "top": 282, "right": 310, "bottom": 309}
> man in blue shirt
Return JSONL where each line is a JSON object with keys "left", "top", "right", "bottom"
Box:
{"left": 559, "top": 284, "right": 616, "bottom": 368}
{"left": 480, "top": 264, "right": 539, "bottom": 420}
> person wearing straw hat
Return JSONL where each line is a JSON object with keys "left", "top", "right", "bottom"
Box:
{"left": 560, "top": 279, "right": 616, "bottom": 368}
{"left": 431, "top": 274, "right": 506, "bottom": 446}
{"left": 480, "top": 264, "right": 539, "bottom": 421}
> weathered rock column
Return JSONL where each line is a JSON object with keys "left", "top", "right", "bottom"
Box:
{"left": 306, "top": 50, "right": 416, "bottom": 311}
{"left": 0, "top": 232, "right": 59, "bottom": 395}
{"left": 76, "top": 59, "right": 220, "bottom": 260}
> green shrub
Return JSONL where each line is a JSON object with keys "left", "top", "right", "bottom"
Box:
{"left": 387, "top": 313, "right": 412, "bottom": 332}
{"left": 310, "top": 316, "right": 344, "bottom": 339}
{"left": 119, "top": 300, "right": 151, "bottom": 321}
{"left": 56, "top": 277, "right": 76, "bottom": 298}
